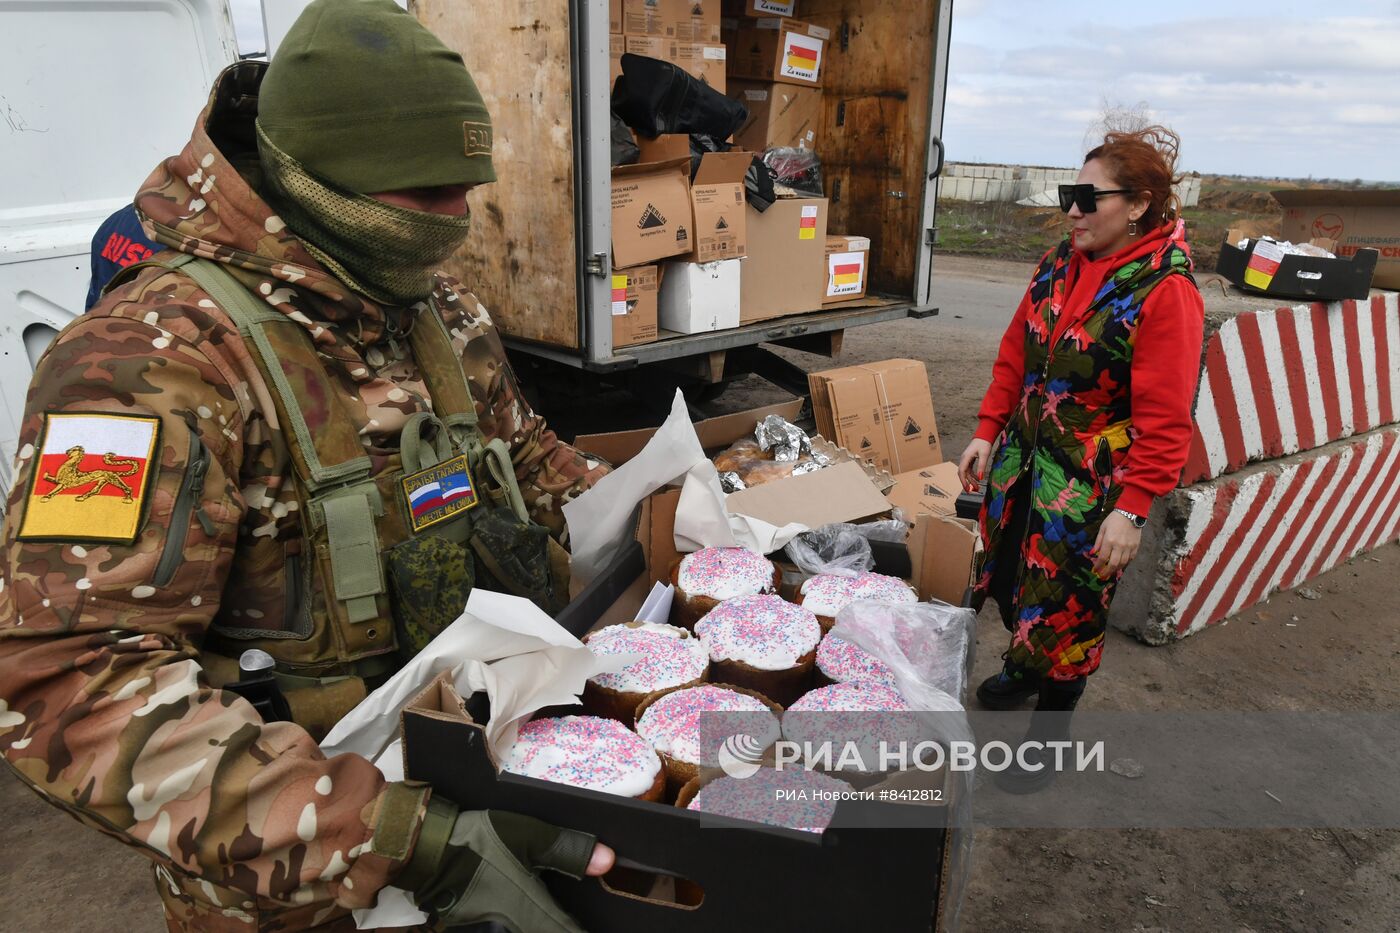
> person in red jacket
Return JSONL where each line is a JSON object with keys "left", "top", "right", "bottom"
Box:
{"left": 957, "top": 126, "right": 1205, "bottom": 788}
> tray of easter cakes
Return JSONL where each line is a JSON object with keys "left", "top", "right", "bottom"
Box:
{"left": 402, "top": 526, "right": 972, "bottom": 933}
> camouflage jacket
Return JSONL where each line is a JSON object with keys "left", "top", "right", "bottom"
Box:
{"left": 0, "top": 62, "right": 606, "bottom": 928}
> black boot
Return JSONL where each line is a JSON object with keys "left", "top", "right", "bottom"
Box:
{"left": 975, "top": 654, "right": 1043, "bottom": 710}
{"left": 993, "top": 677, "right": 1085, "bottom": 795}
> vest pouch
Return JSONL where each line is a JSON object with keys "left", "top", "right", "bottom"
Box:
{"left": 387, "top": 532, "right": 476, "bottom": 662}
{"left": 468, "top": 505, "right": 564, "bottom": 614}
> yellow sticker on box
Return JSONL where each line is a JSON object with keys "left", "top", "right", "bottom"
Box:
{"left": 799, "top": 204, "right": 818, "bottom": 240}
{"left": 612, "top": 274, "right": 629, "bottom": 316}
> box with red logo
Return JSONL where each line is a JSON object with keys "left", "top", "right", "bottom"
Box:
{"left": 611, "top": 265, "right": 659, "bottom": 348}
{"left": 1271, "top": 188, "right": 1400, "bottom": 290}
{"left": 726, "top": 17, "right": 826, "bottom": 87}
{"left": 823, "top": 234, "right": 871, "bottom": 303}
{"left": 1218, "top": 229, "right": 1378, "bottom": 302}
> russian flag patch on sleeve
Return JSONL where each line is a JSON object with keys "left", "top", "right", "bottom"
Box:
{"left": 402, "top": 455, "right": 480, "bottom": 533}
{"left": 18, "top": 412, "right": 161, "bottom": 543}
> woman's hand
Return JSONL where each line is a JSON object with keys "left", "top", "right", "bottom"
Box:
{"left": 1092, "top": 511, "right": 1142, "bottom": 578}
{"left": 958, "top": 439, "right": 992, "bottom": 492}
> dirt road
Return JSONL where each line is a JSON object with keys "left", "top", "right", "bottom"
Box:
{"left": 3, "top": 255, "right": 1396, "bottom": 932}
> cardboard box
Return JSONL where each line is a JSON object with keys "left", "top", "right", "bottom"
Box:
{"left": 575, "top": 399, "right": 895, "bottom": 535}
{"left": 1271, "top": 188, "right": 1400, "bottom": 290}
{"left": 575, "top": 398, "right": 805, "bottom": 466}
{"left": 1217, "top": 230, "right": 1378, "bottom": 302}
{"left": 658, "top": 259, "right": 741, "bottom": 333}
{"left": 724, "top": 0, "right": 798, "bottom": 17}
{"left": 610, "top": 158, "right": 694, "bottom": 268}
{"left": 739, "top": 196, "right": 827, "bottom": 323}
{"left": 610, "top": 33, "right": 625, "bottom": 88}
{"left": 885, "top": 463, "right": 981, "bottom": 605}
{"left": 636, "top": 133, "right": 692, "bottom": 164}
{"left": 623, "top": 0, "right": 721, "bottom": 43}
{"left": 824, "top": 234, "right": 871, "bottom": 303}
{"left": 622, "top": 0, "right": 667, "bottom": 36}
{"left": 610, "top": 0, "right": 622, "bottom": 33}
{"left": 726, "top": 17, "right": 827, "bottom": 87}
{"left": 673, "top": 41, "right": 728, "bottom": 92}
{"left": 611, "top": 264, "right": 659, "bottom": 348}
{"left": 401, "top": 635, "right": 959, "bottom": 933}
{"left": 809, "top": 360, "right": 942, "bottom": 474}
{"left": 402, "top": 399, "right": 975, "bottom": 931}
{"left": 689, "top": 151, "right": 749, "bottom": 262}
{"left": 670, "top": 0, "right": 722, "bottom": 45}
{"left": 808, "top": 364, "right": 891, "bottom": 469}
{"left": 624, "top": 33, "right": 675, "bottom": 62}
{"left": 887, "top": 462, "right": 961, "bottom": 519}
{"left": 625, "top": 36, "right": 727, "bottom": 91}
{"left": 727, "top": 79, "right": 822, "bottom": 151}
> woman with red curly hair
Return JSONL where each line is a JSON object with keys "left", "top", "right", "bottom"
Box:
{"left": 958, "top": 126, "right": 1205, "bottom": 789}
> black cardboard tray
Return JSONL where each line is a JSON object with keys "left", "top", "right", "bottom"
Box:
{"left": 404, "top": 533, "right": 957, "bottom": 932}
{"left": 1217, "top": 239, "right": 1377, "bottom": 301}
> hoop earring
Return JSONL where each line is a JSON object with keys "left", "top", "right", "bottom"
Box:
{"left": 1128, "top": 220, "right": 1139, "bottom": 236}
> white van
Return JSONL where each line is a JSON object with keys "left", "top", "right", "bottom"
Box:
{"left": 0, "top": 0, "right": 326, "bottom": 498}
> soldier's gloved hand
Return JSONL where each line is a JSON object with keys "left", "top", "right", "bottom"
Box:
{"left": 397, "top": 794, "right": 612, "bottom": 932}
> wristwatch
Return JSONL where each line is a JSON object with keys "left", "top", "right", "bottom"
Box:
{"left": 1114, "top": 508, "right": 1147, "bottom": 529}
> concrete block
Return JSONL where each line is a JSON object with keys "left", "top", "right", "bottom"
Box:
{"left": 1184, "top": 293, "right": 1400, "bottom": 483}
{"left": 1111, "top": 422, "right": 1400, "bottom": 642}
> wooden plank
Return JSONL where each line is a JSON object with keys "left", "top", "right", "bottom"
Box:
{"left": 413, "top": 0, "right": 580, "bottom": 349}
{"left": 802, "top": 0, "right": 935, "bottom": 296}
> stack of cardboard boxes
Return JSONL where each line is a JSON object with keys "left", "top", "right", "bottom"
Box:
{"left": 611, "top": 0, "right": 725, "bottom": 91}
{"left": 608, "top": 0, "right": 876, "bottom": 348}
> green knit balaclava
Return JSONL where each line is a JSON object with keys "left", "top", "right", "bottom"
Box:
{"left": 256, "top": 0, "right": 495, "bottom": 305}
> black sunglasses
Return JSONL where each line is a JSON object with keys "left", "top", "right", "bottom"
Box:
{"left": 1058, "top": 183, "right": 1135, "bottom": 214}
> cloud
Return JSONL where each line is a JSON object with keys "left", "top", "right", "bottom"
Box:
{"left": 943, "top": 10, "right": 1400, "bottom": 179}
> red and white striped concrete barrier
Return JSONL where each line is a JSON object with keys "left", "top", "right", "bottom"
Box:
{"left": 1183, "top": 293, "right": 1400, "bottom": 483}
{"left": 1112, "top": 291, "right": 1400, "bottom": 643}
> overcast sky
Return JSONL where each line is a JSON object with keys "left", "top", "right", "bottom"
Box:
{"left": 946, "top": 0, "right": 1400, "bottom": 181}
{"left": 232, "top": 0, "right": 1400, "bottom": 182}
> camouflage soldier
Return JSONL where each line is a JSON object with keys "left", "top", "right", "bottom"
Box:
{"left": 0, "top": 1, "right": 616, "bottom": 929}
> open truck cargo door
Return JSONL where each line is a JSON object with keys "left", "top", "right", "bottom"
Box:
{"left": 0, "top": 0, "right": 239, "bottom": 497}
{"left": 413, "top": 0, "right": 953, "bottom": 378}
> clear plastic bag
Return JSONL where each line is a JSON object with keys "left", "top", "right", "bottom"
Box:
{"left": 830, "top": 599, "right": 976, "bottom": 708}
{"left": 762, "top": 146, "right": 823, "bottom": 195}
{"left": 784, "top": 520, "right": 912, "bottom": 577}
{"left": 830, "top": 599, "right": 976, "bottom": 932}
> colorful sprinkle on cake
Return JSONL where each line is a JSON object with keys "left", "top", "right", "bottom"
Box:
{"left": 816, "top": 633, "right": 899, "bottom": 688}
{"left": 587, "top": 623, "right": 708, "bottom": 693}
{"left": 788, "top": 680, "right": 909, "bottom": 713}
{"left": 677, "top": 547, "right": 776, "bottom": 601}
{"left": 695, "top": 595, "right": 822, "bottom": 671}
{"left": 503, "top": 716, "right": 661, "bottom": 798}
{"left": 688, "top": 768, "right": 854, "bottom": 833}
{"left": 799, "top": 572, "right": 918, "bottom": 618}
{"left": 784, "top": 682, "right": 925, "bottom": 773}
{"left": 636, "top": 684, "right": 782, "bottom": 766}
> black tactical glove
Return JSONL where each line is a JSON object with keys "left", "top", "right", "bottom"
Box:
{"left": 397, "top": 794, "right": 596, "bottom": 932}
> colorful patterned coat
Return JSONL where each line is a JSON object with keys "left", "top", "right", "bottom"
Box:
{"left": 973, "top": 221, "right": 1204, "bottom": 680}
{"left": 0, "top": 62, "right": 606, "bottom": 930}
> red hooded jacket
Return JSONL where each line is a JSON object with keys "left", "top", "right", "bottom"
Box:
{"left": 973, "top": 222, "right": 1205, "bottom": 516}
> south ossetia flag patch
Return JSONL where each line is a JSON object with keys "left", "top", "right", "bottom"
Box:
{"left": 18, "top": 413, "right": 161, "bottom": 544}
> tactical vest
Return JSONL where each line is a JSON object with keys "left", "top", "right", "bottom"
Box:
{"left": 113, "top": 255, "right": 566, "bottom": 729}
